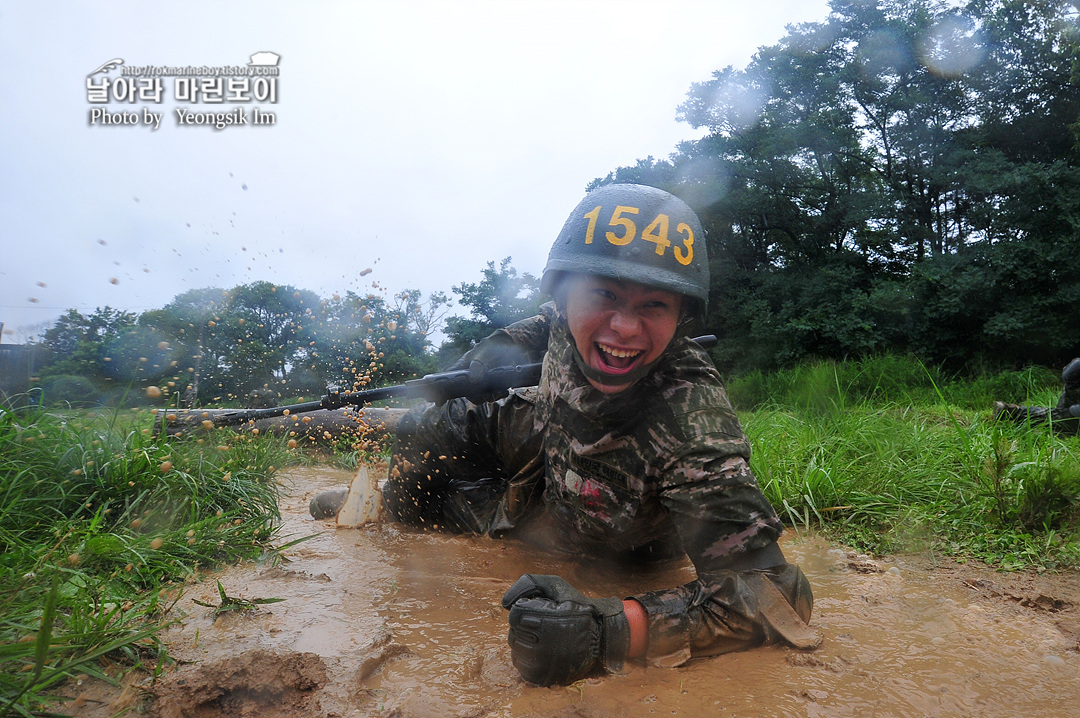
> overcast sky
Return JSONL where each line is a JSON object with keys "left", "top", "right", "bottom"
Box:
{"left": 0, "top": 0, "right": 833, "bottom": 344}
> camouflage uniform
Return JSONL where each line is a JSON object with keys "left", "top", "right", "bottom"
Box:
{"left": 994, "top": 358, "right": 1080, "bottom": 434}
{"left": 384, "top": 304, "right": 818, "bottom": 666}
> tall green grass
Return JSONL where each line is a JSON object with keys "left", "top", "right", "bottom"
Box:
{"left": 727, "top": 353, "right": 1062, "bottom": 411}
{"left": 734, "top": 356, "right": 1080, "bottom": 569}
{"left": 0, "top": 407, "right": 293, "bottom": 717}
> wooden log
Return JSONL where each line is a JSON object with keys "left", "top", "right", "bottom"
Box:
{"left": 158, "top": 406, "right": 409, "bottom": 439}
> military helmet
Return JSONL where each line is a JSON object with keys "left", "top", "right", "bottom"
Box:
{"left": 541, "top": 184, "right": 709, "bottom": 317}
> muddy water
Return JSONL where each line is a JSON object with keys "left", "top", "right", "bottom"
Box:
{"left": 151, "top": 466, "right": 1079, "bottom": 718}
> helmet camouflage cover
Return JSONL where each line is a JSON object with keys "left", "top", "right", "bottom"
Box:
{"left": 541, "top": 184, "right": 709, "bottom": 317}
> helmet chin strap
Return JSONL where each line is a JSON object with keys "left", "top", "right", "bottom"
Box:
{"left": 570, "top": 341, "right": 659, "bottom": 388}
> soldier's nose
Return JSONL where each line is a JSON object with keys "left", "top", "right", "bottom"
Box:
{"left": 609, "top": 310, "right": 642, "bottom": 337}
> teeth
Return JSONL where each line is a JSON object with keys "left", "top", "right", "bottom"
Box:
{"left": 598, "top": 343, "right": 642, "bottom": 359}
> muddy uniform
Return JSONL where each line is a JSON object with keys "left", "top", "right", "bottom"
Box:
{"left": 995, "top": 358, "right": 1080, "bottom": 433}
{"left": 384, "top": 305, "right": 817, "bottom": 666}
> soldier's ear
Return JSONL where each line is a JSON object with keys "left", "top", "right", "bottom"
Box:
{"left": 548, "top": 276, "right": 568, "bottom": 315}
{"left": 677, "top": 296, "right": 703, "bottom": 334}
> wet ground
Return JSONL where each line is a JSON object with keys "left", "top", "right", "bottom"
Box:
{"left": 76, "top": 466, "right": 1080, "bottom": 717}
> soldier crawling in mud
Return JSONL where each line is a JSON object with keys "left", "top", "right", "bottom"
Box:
{"left": 994, "top": 358, "right": 1080, "bottom": 434}
{"left": 317, "top": 184, "right": 820, "bottom": 685}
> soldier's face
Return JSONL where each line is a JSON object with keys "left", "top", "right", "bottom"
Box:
{"left": 562, "top": 274, "right": 683, "bottom": 394}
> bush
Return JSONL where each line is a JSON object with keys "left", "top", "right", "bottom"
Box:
{"left": 39, "top": 374, "right": 101, "bottom": 407}
{"left": 1018, "top": 462, "right": 1080, "bottom": 531}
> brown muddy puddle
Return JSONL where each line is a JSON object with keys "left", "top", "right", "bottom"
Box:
{"left": 139, "top": 466, "right": 1079, "bottom": 718}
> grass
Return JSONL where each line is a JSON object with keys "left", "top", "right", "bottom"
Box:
{"left": 734, "top": 355, "right": 1080, "bottom": 570}
{"left": 191, "top": 580, "right": 285, "bottom": 619}
{"left": 1, "top": 353, "right": 1077, "bottom": 713}
{"left": 725, "top": 353, "right": 1063, "bottom": 412}
{"left": 0, "top": 406, "right": 296, "bottom": 717}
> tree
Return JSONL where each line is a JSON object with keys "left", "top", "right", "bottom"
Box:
{"left": 36, "top": 280, "right": 451, "bottom": 407}
{"left": 140, "top": 287, "right": 228, "bottom": 404}
{"left": 40, "top": 307, "right": 137, "bottom": 380}
{"left": 389, "top": 289, "right": 451, "bottom": 345}
{"left": 594, "top": 0, "right": 1080, "bottom": 372}
{"left": 440, "top": 258, "right": 543, "bottom": 361}
{"left": 308, "top": 290, "right": 438, "bottom": 392}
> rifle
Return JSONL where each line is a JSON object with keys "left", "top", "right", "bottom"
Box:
{"left": 157, "top": 334, "right": 717, "bottom": 435}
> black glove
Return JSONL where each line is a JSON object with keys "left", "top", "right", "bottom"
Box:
{"left": 434, "top": 333, "right": 538, "bottom": 405}
{"left": 447, "top": 331, "right": 533, "bottom": 374}
{"left": 501, "top": 574, "right": 630, "bottom": 686}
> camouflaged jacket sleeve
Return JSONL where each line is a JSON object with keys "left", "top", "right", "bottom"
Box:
{"left": 633, "top": 420, "right": 791, "bottom": 667}
{"left": 624, "top": 342, "right": 798, "bottom": 667}
{"left": 445, "top": 305, "right": 554, "bottom": 372}
{"left": 632, "top": 560, "right": 817, "bottom": 667}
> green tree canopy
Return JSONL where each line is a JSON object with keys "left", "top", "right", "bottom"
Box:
{"left": 40, "top": 307, "right": 137, "bottom": 380}
{"left": 440, "top": 257, "right": 543, "bottom": 362}
{"left": 594, "top": 0, "right": 1080, "bottom": 373}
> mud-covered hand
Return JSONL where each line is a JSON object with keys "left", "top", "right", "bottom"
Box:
{"left": 447, "top": 331, "right": 533, "bottom": 375}
{"left": 440, "top": 331, "right": 538, "bottom": 405}
{"left": 500, "top": 574, "right": 630, "bottom": 686}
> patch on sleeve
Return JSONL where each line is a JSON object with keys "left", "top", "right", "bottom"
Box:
{"left": 569, "top": 454, "right": 636, "bottom": 491}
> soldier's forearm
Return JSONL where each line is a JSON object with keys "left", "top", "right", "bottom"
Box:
{"left": 623, "top": 599, "right": 648, "bottom": 658}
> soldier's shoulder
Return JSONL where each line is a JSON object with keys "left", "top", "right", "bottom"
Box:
{"left": 647, "top": 345, "right": 743, "bottom": 440}
{"left": 504, "top": 306, "right": 552, "bottom": 336}
{"left": 658, "top": 341, "right": 731, "bottom": 407}
{"left": 500, "top": 307, "right": 553, "bottom": 359}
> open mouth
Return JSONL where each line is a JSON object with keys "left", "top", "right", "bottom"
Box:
{"left": 595, "top": 342, "right": 644, "bottom": 373}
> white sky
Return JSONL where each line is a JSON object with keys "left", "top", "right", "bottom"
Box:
{"left": 0, "top": 0, "right": 833, "bottom": 344}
